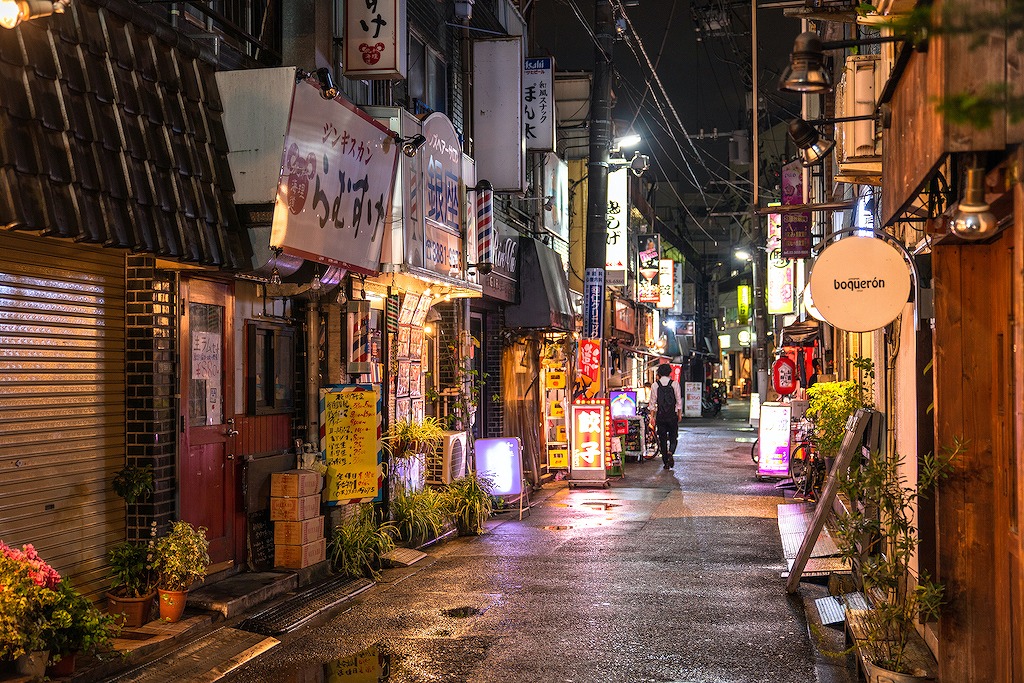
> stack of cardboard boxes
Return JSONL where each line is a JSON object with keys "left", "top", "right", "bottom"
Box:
{"left": 269, "top": 469, "right": 326, "bottom": 569}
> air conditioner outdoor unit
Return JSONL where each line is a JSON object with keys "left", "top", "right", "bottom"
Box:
{"left": 426, "top": 431, "right": 467, "bottom": 485}
{"left": 834, "top": 55, "right": 882, "bottom": 184}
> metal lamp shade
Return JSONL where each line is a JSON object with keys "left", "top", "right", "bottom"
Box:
{"left": 788, "top": 118, "right": 836, "bottom": 166}
{"left": 778, "top": 32, "right": 833, "bottom": 93}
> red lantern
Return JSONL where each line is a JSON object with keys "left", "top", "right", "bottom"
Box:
{"left": 772, "top": 356, "right": 798, "bottom": 396}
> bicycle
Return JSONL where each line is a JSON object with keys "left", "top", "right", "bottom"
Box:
{"left": 637, "top": 404, "right": 660, "bottom": 462}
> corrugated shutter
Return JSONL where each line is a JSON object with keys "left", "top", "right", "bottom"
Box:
{"left": 0, "top": 232, "right": 126, "bottom": 599}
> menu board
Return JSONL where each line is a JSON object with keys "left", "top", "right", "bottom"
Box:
{"left": 320, "top": 385, "right": 382, "bottom": 504}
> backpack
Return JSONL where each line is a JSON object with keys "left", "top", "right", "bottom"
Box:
{"left": 656, "top": 381, "right": 677, "bottom": 422}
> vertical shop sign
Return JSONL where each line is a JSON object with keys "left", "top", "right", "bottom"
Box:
{"left": 684, "top": 381, "right": 702, "bottom": 418}
{"left": 605, "top": 168, "right": 628, "bottom": 285}
{"left": 420, "top": 113, "right": 463, "bottom": 278}
{"left": 767, "top": 210, "right": 795, "bottom": 314}
{"left": 583, "top": 268, "right": 605, "bottom": 339}
{"left": 570, "top": 401, "right": 609, "bottom": 471}
{"left": 577, "top": 339, "right": 602, "bottom": 385}
{"left": 343, "top": 0, "right": 407, "bottom": 79}
{"left": 780, "top": 160, "right": 811, "bottom": 259}
{"left": 271, "top": 81, "right": 399, "bottom": 274}
{"left": 737, "top": 284, "right": 752, "bottom": 325}
{"left": 542, "top": 153, "right": 569, "bottom": 244}
{"left": 320, "top": 385, "right": 382, "bottom": 504}
{"left": 524, "top": 58, "right": 555, "bottom": 151}
{"left": 637, "top": 234, "right": 661, "bottom": 303}
{"left": 658, "top": 259, "right": 675, "bottom": 309}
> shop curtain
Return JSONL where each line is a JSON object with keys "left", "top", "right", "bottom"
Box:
{"left": 502, "top": 336, "right": 542, "bottom": 487}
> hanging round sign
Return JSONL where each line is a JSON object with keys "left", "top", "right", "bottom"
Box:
{"left": 772, "top": 356, "right": 798, "bottom": 396}
{"left": 808, "top": 237, "right": 912, "bottom": 332}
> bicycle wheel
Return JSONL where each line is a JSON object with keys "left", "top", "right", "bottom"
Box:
{"left": 790, "top": 444, "right": 810, "bottom": 488}
{"left": 750, "top": 438, "right": 759, "bottom": 464}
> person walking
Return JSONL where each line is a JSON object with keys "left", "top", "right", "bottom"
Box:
{"left": 649, "top": 363, "right": 682, "bottom": 470}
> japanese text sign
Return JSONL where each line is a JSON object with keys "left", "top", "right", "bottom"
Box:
{"left": 271, "top": 81, "right": 399, "bottom": 274}
{"left": 578, "top": 339, "right": 601, "bottom": 383}
{"left": 344, "top": 0, "right": 407, "bottom": 79}
{"left": 321, "top": 385, "right": 382, "bottom": 504}
{"left": 737, "top": 284, "right": 752, "bottom": 325}
{"left": 658, "top": 259, "right": 675, "bottom": 309}
{"left": 419, "top": 113, "right": 463, "bottom": 278}
{"left": 583, "top": 268, "right": 604, "bottom": 339}
{"left": 767, "top": 210, "right": 795, "bottom": 314}
{"left": 571, "top": 402, "right": 609, "bottom": 471}
{"left": 605, "top": 167, "right": 628, "bottom": 278}
{"left": 524, "top": 58, "right": 555, "bottom": 151}
{"left": 781, "top": 160, "right": 811, "bottom": 259}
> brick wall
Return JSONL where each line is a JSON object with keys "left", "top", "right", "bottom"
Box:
{"left": 484, "top": 308, "right": 505, "bottom": 438}
{"left": 125, "top": 256, "right": 177, "bottom": 540}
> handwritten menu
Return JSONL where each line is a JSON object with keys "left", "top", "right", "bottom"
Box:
{"left": 321, "top": 385, "right": 382, "bottom": 504}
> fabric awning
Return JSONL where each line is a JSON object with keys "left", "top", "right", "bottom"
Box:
{"left": 780, "top": 320, "right": 821, "bottom": 347}
{"left": 504, "top": 237, "right": 574, "bottom": 331}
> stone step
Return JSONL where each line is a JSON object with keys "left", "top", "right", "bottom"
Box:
{"left": 187, "top": 571, "right": 297, "bottom": 619}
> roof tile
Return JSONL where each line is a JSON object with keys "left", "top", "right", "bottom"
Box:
{"left": 84, "top": 55, "right": 114, "bottom": 103}
{"left": 0, "top": 23, "right": 26, "bottom": 66}
{"left": 113, "top": 65, "right": 141, "bottom": 114}
{"left": 77, "top": 189, "right": 104, "bottom": 241}
{"left": 0, "top": 61, "right": 32, "bottom": 120}
{"left": 56, "top": 41, "right": 87, "bottom": 93}
{"left": 8, "top": 118, "right": 41, "bottom": 174}
{"left": 41, "top": 129, "right": 73, "bottom": 183}
{"left": 21, "top": 23, "right": 57, "bottom": 79}
{"left": 32, "top": 76, "right": 65, "bottom": 131}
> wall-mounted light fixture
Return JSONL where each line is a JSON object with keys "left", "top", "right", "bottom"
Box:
{"left": 0, "top": 0, "right": 69, "bottom": 29}
{"left": 467, "top": 261, "right": 493, "bottom": 275}
{"left": 787, "top": 110, "right": 889, "bottom": 166}
{"left": 295, "top": 67, "right": 339, "bottom": 100}
{"left": 397, "top": 133, "right": 427, "bottom": 158}
{"left": 948, "top": 167, "right": 998, "bottom": 241}
{"left": 454, "top": 0, "right": 474, "bottom": 22}
{"left": 778, "top": 31, "right": 920, "bottom": 94}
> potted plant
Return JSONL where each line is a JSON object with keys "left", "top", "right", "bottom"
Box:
{"left": 112, "top": 464, "right": 155, "bottom": 505}
{"left": 151, "top": 521, "right": 210, "bottom": 623}
{"left": 0, "top": 541, "right": 62, "bottom": 678}
{"left": 383, "top": 417, "right": 445, "bottom": 496}
{"left": 43, "top": 581, "right": 119, "bottom": 677}
{"left": 327, "top": 506, "right": 395, "bottom": 580}
{"left": 444, "top": 472, "right": 495, "bottom": 536}
{"left": 833, "top": 439, "right": 964, "bottom": 681}
{"left": 106, "top": 532, "right": 158, "bottom": 628}
{"left": 389, "top": 487, "right": 450, "bottom": 547}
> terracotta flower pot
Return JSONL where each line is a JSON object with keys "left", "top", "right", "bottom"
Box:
{"left": 46, "top": 651, "right": 77, "bottom": 678}
{"left": 106, "top": 591, "right": 156, "bottom": 628}
{"left": 158, "top": 588, "right": 189, "bottom": 623}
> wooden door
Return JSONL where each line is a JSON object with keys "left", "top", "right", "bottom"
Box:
{"left": 180, "top": 278, "right": 236, "bottom": 571}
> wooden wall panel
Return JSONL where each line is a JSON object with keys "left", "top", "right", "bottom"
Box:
{"left": 233, "top": 413, "right": 293, "bottom": 456}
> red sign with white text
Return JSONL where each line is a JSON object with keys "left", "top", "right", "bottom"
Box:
{"left": 772, "top": 356, "right": 798, "bottom": 396}
{"left": 578, "top": 339, "right": 601, "bottom": 383}
{"left": 570, "top": 403, "right": 608, "bottom": 471}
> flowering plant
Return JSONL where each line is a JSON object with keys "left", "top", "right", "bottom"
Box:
{"left": 0, "top": 541, "right": 62, "bottom": 660}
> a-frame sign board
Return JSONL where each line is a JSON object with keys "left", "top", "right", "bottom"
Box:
{"left": 785, "top": 408, "right": 873, "bottom": 593}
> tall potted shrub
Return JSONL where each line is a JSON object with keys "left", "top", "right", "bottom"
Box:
{"left": 151, "top": 521, "right": 210, "bottom": 623}
{"left": 834, "top": 440, "right": 964, "bottom": 681}
{"left": 105, "top": 524, "right": 159, "bottom": 628}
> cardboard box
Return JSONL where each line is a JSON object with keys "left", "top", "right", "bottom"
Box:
{"left": 275, "top": 516, "right": 325, "bottom": 546}
{"left": 269, "top": 494, "right": 321, "bottom": 521}
{"left": 274, "top": 537, "right": 327, "bottom": 569}
{"left": 270, "top": 470, "right": 323, "bottom": 498}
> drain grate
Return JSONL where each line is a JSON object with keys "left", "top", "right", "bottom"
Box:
{"left": 237, "top": 576, "right": 374, "bottom": 636}
{"left": 108, "top": 627, "right": 278, "bottom": 682}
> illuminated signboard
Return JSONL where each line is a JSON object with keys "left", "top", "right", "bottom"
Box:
{"left": 658, "top": 259, "right": 675, "bottom": 309}
{"left": 570, "top": 401, "right": 609, "bottom": 472}
{"left": 474, "top": 437, "right": 524, "bottom": 497}
{"left": 737, "top": 284, "right": 751, "bottom": 324}
{"left": 757, "top": 402, "right": 792, "bottom": 478}
{"left": 609, "top": 391, "right": 638, "bottom": 418}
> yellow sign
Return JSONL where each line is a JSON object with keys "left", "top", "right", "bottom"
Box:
{"left": 549, "top": 402, "right": 565, "bottom": 418}
{"left": 554, "top": 425, "right": 567, "bottom": 442}
{"left": 545, "top": 371, "right": 567, "bottom": 389}
{"left": 321, "top": 386, "right": 381, "bottom": 504}
{"left": 547, "top": 446, "right": 569, "bottom": 469}
{"left": 737, "top": 284, "right": 752, "bottom": 324}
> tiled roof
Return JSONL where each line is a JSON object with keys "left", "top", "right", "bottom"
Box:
{"left": 0, "top": 0, "right": 251, "bottom": 269}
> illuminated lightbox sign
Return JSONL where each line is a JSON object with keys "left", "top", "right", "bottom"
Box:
{"left": 570, "top": 401, "right": 609, "bottom": 471}
{"left": 475, "top": 437, "right": 524, "bottom": 497}
{"left": 757, "top": 402, "right": 791, "bottom": 478}
{"left": 609, "top": 391, "right": 637, "bottom": 418}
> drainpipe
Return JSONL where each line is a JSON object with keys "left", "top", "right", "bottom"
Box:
{"left": 305, "top": 299, "right": 320, "bottom": 445}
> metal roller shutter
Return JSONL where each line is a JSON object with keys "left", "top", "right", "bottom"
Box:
{"left": 0, "top": 232, "right": 127, "bottom": 599}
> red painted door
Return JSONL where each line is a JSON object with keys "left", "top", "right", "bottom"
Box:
{"left": 180, "top": 279, "right": 236, "bottom": 570}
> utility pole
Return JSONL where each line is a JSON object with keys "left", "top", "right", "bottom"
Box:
{"left": 582, "top": 0, "right": 614, "bottom": 359}
{"left": 750, "top": 0, "right": 769, "bottom": 403}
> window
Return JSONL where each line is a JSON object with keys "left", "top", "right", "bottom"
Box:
{"left": 246, "top": 322, "right": 295, "bottom": 415}
{"left": 408, "top": 34, "right": 447, "bottom": 114}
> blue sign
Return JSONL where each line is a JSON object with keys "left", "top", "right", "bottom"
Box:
{"left": 525, "top": 57, "right": 553, "bottom": 71}
{"left": 583, "top": 267, "right": 605, "bottom": 339}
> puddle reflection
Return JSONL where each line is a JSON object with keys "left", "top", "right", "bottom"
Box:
{"left": 288, "top": 643, "right": 391, "bottom": 683}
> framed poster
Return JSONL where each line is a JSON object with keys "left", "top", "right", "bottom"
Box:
{"left": 397, "top": 359, "right": 410, "bottom": 397}
{"left": 397, "top": 325, "right": 411, "bottom": 359}
{"left": 409, "top": 327, "right": 424, "bottom": 359}
{"left": 399, "top": 294, "right": 418, "bottom": 325}
{"left": 411, "top": 397, "right": 424, "bottom": 422}
{"left": 396, "top": 396, "right": 411, "bottom": 422}
{"left": 409, "top": 362, "right": 422, "bottom": 397}
{"left": 319, "top": 385, "right": 382, "bottom": 504}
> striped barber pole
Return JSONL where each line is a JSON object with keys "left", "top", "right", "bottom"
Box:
{"left": 476, "top": 186, "right": 494, "bottom": 265}
{"left": 347, "top": 301, "right": 371, "bottom": 374}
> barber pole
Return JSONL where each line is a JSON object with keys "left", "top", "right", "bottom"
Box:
{"left": 347, "top": 300, "right": 371, "bottom": 374}
{"left": 476, "top": 186, "right": 493, "bottom": 264}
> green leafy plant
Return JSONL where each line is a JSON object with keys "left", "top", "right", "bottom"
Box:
{"left": 112, "top": 465, "right": 155, "bottom": 505}
{"left": 834, "top": 439, "right": 964, "bottom": 674}
{"left": 444, "top": 473, "right": 495, "bottom": 536}
{"left": 107, "top": 540, "right": 157, "bottom": 599}
{"left": 389, "top": 487, "right": 451, "bottom": 546}
{"left": 43, "top": 581, "right": 119, "bottom": 662}
{"left": 0, "top": 541, "right": 62, "bottom": 659}
{"left": 327, "top": 506, "right": 396, "bottom": 580}
{"left": 805, "top": 355, "right": 874, "bottom": 462}
{"left": 152, "top": 521, "right": 210, "bottom": 592}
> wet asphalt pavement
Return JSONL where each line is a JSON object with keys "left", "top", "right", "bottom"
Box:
{"left": 226, "top": 401, "right": 826, "bottom": 683}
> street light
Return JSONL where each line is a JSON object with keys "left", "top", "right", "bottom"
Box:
{"left": 0, "top": 0, "right": 69, "bottom": 29}
{"left": 787, "top": 118, "right": 836, "bottom": 166}
{"left": 948, "top": 167, "right": 998, "bottom": 241}
{"left": 778, "top": 31, "right": 917, "bottom": 94}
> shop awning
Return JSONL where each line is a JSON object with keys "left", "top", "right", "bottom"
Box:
{"left": 504, "top": 237, "right": 574, "bottom": 331}
{"left": 780, "top": 320, "right": 821, "bottom": 347}
{"left": 0, "top": 0, "right": 251, "bottom": 270}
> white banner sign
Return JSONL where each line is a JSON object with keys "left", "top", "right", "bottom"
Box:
{"left": 658, "top": 259, "right": 675, "bottom": 309}
{"left": 271, "top": 81, "right": 399, "bottom": 274}
{"left": 767, "top": 211, "right": 795, "bottom": 314}
{"left": 524, "top": 57, "right": 555, "bottom": 151}
{"left": 605, "top": 168, "right": 628, "bottom": 278}
{"left": 344, "top": 0, "right": 407, "bottom": 79}
{"left": 684, "top": 382, "right": 702, "bottom": 418}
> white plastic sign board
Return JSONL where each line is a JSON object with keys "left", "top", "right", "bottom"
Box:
{"left": 757, "top": 402, "right": 791, "bottom": 478}
{"left": 684, "top": 382, "right": 702, "bottom": 418}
